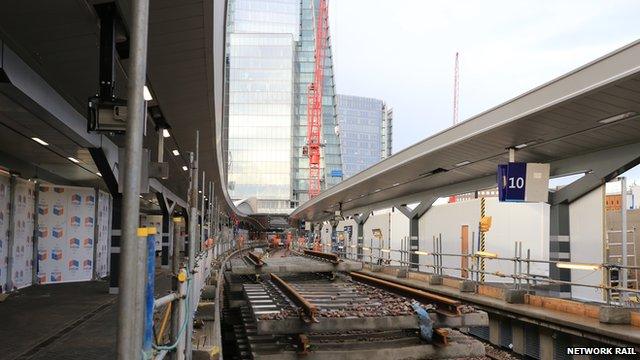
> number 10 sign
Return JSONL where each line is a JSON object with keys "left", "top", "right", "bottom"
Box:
{"left": 498, "top": 162, "right": 550, "bottom": 203}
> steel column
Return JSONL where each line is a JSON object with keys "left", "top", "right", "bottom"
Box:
{"left": 620, "top": 176, "right": 628, "bottom": 300}
{"left": 354, "top": 213, "right": 369, "bottom": 261}
{"left": 186, "top": 132, "right": 199, "bottom": 360}
{"left": 116, "top": 0, "right": 150, "bottom": 358}
{"left": 5, "top": 175, "right": 17, "bottom": 291}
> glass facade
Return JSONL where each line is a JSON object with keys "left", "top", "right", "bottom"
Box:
{"left": 225, "top": 0, "right": 342, "bottom": 213}
{"left": 337, "top": 95, "right": 392, "bottom": 178}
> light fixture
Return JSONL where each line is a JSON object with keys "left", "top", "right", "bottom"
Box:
{"left": 362, "top": 247, "right": 371, "bottom": 251}
{"left": 67, "top": 157, "right": 80, "bottom": 163}
{"left": 380, "top": 249, "right": 391, "bottom": 253}
{"left": 96, "top": 172, "right": 102, "bottom": 177}
{"left": 32, "top": 137, "right": 49, "bottom": 146}
{"left": 374, "top": 188, "right": 381, "bottom": 192}
{"left": 556, "top": 262, "right": 600, "bottom": 271}
{"left": 198, "top": 190, "right": 202, "bottom": 194}
{"left": 598, "top": 111, "right": 637, "bottom": 124}
{"left": 413, "top": 251, "right": 430, "bottom": 256}
{"left": 514, "top": 143, "right": 528, "bottom": 149}
{"left": 182, "top": 166, "right": 188, "bottom": 171}
{"left": 475, "top": 251, "right": 498, "bottom": 258}
{"left": 172, "top": 149, "right": 180, "bottom": 156}
{"left": 139, "top": 195, "right": 143, "bottom": 198}
{"left": 162, "top": 129, "right": 170, "bottom": 138}
{"left": 455, "top": 160, "right": 470, "bottom": 167}
{"left": 393, "top": 182, "right": 400, "bottom": 187}
{"left": 143, "top": 86, "right": 153, "bottom": 101}
{"left": 349, "top": 245, "right": 356, "bottom": 248}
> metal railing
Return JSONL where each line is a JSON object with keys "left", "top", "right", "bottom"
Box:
{"left": 149, "top": 233, "right": 250, "bottom": 360}
{"left": 318, "top": 238, "right": 640, "bottom": 307}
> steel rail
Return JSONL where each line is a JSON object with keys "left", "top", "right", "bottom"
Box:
{"left": 270, "top": 273, "right": 319, "bottom": 322}
{"left": 303, "top": 249, "right": 339, "bottom": 264}
{"left": 350, "top": 271, "right": 462, "bottom": 315}
{"left": 246, "top": 251, "right": 264, "bottom": 267}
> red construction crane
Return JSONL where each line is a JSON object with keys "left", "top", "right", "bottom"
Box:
{"left": 452, "top": 52, "right": 460, "bottom": 125}
{"left": 306, "top": 0, "right": 329, "bottom": 198}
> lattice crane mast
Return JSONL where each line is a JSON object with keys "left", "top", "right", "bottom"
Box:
{"left": 306, "top": 0, "right": 328, "bottom": 198}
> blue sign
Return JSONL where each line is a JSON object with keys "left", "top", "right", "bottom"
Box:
{"left": 330, "top": 169, "right": 343, "bottom": 177}
{"left": 498, "top": 162, "right": 527, "bottom": 202}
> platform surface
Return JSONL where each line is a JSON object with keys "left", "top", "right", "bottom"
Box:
{"left": 358, "top": 269, "right": 640, "bottom": 347}
{"left": 0, "top": 267, "right": 172, "bottom": 360}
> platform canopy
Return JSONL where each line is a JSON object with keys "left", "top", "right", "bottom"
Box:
{"left": 0, "top": 0, "right": 252, "bottom": 222}
{"left": 291, "top": 40, "right": 640, "bottom": 221}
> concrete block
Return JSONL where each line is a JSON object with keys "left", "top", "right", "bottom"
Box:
{"left": 489, "top": 316, "right": 500, "bottom": 346}
{"left": 599, "top": 306, "right": 631, "bottom": 324}
{"left": 397, "top": 268, "right": 408, "bottom": 278}
{"left": 511, "top": 321, "right": 525, "bottom": 355}
{"left": 201, "top": 285, "right": 216, "bottom": 300}
{"left": 503, "top": 289, "right": 526, "bottom": 304}
{"left": 196, "top": 301, "right": 215, "bottom": 321}
{"left": 539, "top": 328, "right": 554, "bottom": 360}
{"left": 429, "top": 275, "right": 443, "bottom": 285}
{"left": 459, "top": 280, "right": 477, "bottom": 292}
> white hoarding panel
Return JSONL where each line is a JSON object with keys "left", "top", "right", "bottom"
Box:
{"left": 0, "top": 174, "right": 10, "bottom": 293}
{"left": 11, "top": 179, "right": 35, "bottom": 289}
{"left": 96, "top": 191, "right": 111, "bottom": 278}
{"left": 37, "top": 185, "right": 96, "bottom": 284}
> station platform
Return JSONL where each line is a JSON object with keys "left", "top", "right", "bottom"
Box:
{"left": 0, "top": 269, "right": 172, "bottom": 360}
{"left": 357, "top": 268, "right": 640, "bottom": 348}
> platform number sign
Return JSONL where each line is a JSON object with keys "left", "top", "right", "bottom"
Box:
{"left": 498, "top": 162, "right": 550, "bottom": 203}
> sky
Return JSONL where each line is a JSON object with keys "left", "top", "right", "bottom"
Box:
{"left": 328, "top": 0, "right": 640, "bottom": 183}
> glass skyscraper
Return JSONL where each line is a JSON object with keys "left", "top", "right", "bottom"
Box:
{"left": 224, "top": 0, "right": 342, "bottom": 213}
{"left": 336, "top": 94, "right": 393, "bottom": 179}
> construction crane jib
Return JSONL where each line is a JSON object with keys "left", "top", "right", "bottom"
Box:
{"left": 306, "top": 0, "right": 328, "bottom": 198}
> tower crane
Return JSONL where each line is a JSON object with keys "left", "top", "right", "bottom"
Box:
{"left": 306, "top": 0, "right": 329, "bottom": 198}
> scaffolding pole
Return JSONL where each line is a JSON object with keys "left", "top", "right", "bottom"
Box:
{"left": 116, "top": 0, "right": 150, "bottom": 358}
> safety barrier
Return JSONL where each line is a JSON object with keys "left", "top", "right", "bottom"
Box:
{"left": 321, "top": 239, "right": 640, "bottom": 307}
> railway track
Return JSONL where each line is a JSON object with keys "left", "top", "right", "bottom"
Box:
{"left": 221, "top": 250, "right": 489, "bottom": 359}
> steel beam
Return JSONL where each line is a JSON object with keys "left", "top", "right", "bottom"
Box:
{"left": 354, "top": 212, "right": 370, "bottom": 261}
{"left": 156, "top": 192, "right": 176, "bottom": 269}
{"left": 396, "top": 197, "right": 437, "bottom": 270}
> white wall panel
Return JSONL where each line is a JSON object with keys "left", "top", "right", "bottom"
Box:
{"left": 569, "top": 186, "right": 604, "bottom": 302}
{"left": 11, "top": 178, "right": 35, "bottom": 289}
{"left": 419, "top": 198, "right": 549, "bottom": 282}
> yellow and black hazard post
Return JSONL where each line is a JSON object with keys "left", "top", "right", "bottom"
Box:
{"left": 480, "top": 198, "right": 491, "bottom": 283}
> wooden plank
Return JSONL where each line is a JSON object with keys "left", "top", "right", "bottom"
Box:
{"left": 525, "top": 294, "right": 599, "bottom": 319}
{"left": 477, "top": 284, "right": 503, "bottom": 299}
{"left": 461, "top": 225, "right": 469, "bottom": 279}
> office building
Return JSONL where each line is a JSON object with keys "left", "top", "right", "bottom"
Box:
{"left": 336, "top": 94, "right": 393, "bottom": 178}
{"left": 224, "top": 0, "right": 342, "bottom": 213}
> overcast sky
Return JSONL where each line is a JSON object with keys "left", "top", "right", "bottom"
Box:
{"left": 328, "top": 0, "right": 640, "bottom": 186}
{"left": 329, "top": 0, "right": 640, "bottom": 153}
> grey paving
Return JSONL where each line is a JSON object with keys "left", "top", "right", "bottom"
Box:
{"left": 0, "top": 265, "right": 174, "bottom": 360}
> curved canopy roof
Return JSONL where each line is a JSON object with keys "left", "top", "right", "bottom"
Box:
{"left": 292, "top": 40, "right": 640, "bottom": 221}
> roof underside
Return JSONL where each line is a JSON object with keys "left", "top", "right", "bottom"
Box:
{"left": 0, "top": 0, "right": 251, "bottom": 222}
